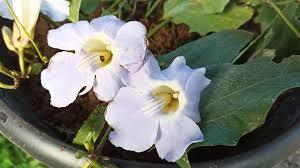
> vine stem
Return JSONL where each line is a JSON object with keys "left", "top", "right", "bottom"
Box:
{"left": 267, "top": 0, "right": 300, "bottom": 38}
{"left": 145, "top": 0, "right": 160, "bottom": 18}
{"left": 108, "top": 0, "right": 122, "bottom": 12}
{"left": 147, "top": 18, "right": 171, "bottom": 38}
{"left": 95, "top": 126, "right": 112, "bottom": 156}
{"left": 17, "top": 48, "right": 25, "bottom": 76}
{"left": 0, "top": 62, "right": 19, "bottom": 89}
{"left": 4, "top": 0, "right": 48, "bottom": 63}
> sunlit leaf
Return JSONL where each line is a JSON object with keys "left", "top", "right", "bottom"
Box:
{"left": 164, "top": 1, "right": 254, "bottom": 34}
{"left": 158, "top": 30, "right": 253, "bottom": 68}
{"left": 69, "top": 0, "right": 82, "bottom": 22}
{"left": 164, "top": 0, "right": 230, "bottom": 19}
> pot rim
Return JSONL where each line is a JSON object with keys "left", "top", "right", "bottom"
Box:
{"left": 0, "top": 98, "right": 299, "bottom": 168}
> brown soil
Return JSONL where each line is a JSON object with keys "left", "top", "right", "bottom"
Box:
{"left": 24, "top": 0, "right": 259, "bottom": 163}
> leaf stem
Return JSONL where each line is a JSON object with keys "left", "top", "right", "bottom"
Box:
{"left": 0, "top": 62, "right": 19, "bottom": 89}
{"left": 0, "top": 62, "right": 17, "bottom": 79}
{"left": 17, "top": 48, "right": 26, "bottom": 76}
{"left": 145, "top": 0, "right": 161, "bottom": 18}
{"left": 95, "top": 126, "right": 112, "bottom": 155}
{"left": 0, "top": 81, "right": 19, "bottom": 89}
{"left": 267, "top": 0, "right": 300, "bottom": 38}
{"left": 147, "top": 18, "right": 171, "bottom": 38}
{"left": 4, "top": 0, "right": 48, "bottom": 63}
{"left": 108, "top": 0, "right": 122, "bottom": 12}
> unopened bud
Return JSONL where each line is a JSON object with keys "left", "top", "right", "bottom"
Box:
{"left": 2, "top": 26, "right": 16, "bottom": 52}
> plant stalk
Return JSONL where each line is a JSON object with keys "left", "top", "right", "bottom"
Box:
{"left": 108, "top": 0, "right": 122, "bottom": 12}
{"left": 17, "top": 48, "right": 26, "bottom": 76}
{"left": 145, "top": 0, "right": 161, "bottom": 18}
{"left": 147, "top": 18, "right": 171, "bottom": 38}
{"left": 95, "top": 126, "right": 112, "bottom": 156}
{"left": 267, "top": 0, "right": 300, "bottom": 38}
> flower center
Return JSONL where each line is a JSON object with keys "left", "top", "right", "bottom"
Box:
{"left": 82, "top": 36, "right": 113, "bottom": 68}
{"left": 151, "top": 85, "right": 179, "bottom": 114}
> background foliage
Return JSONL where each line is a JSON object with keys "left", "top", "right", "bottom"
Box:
{"left": 0, "top": 135, "right": 46, "bottom": 168}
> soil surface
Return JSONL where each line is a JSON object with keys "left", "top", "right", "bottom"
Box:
{"left": 20, "top": 0, "right": 293, "bottom": 164}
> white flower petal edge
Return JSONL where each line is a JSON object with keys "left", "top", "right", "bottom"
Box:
{"left": 106, "top": 87, "right": 159, "bottom": 152}
{"left": 47, "top": 21, "right": 92, "bottom": 51}
{"left": 106, "top": 54, "right": 211, "bottom": 162}
{"left": 13, "top": 0, "right": 41, "bottom": 36}
{"left": 155, "top": 116, "right": 204, "bottom": 162}
{"left": 113, "top": 21, "right": 147, "bottom": 73}
{"left": 0, "top": 0, "right": 70, "bottom": 21}
{"left": 41, "top": 52, "right": 94, "bottom": 108}
{"left": 41, "top": 0, "right": 70, "bottom": 22}
{"left": 43, "top": 15, "right": 147, "bottom": 107}
{"left": 0, "top": 0, "right": 13, "bottom": 20}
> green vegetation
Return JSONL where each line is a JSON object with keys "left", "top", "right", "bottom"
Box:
{"left": 0, "top": 135, "right": 46, "bottom": 168}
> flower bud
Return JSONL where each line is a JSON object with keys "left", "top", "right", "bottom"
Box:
{"left": 2, "top": 26, "right": 16, "bottom": 52}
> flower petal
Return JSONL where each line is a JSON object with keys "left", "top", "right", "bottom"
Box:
{"left": 162, "top": 56, "right": 192, "bottom": 88}
{"left": 13, "top": 0, "right": 41, "bottom": 35}
{"left": 113, "top": 21, "right": 147, "bottom": 72}
{"left": 41, "top": 52, "right": 94, "bottom": 107}
{"left": 106, "top": 87, "right": 159, "bottom": 152}
{"left": 184, "top": 67, "right": 211, "bottom": 122}
{"left": 41, "top": 0, "right": 70, "bottom": 22}
{"left": 0, "top": 0, "right": 13, "bottom": 20}
{"left": 121, "top": 54, "right": 164, "bottom": 91}
{"left": 155, "top": 116, "right": 204, "bottom": 162}
{"left": 93, "top": 65, "right": 123, "bottom": 102}
{"left": 90, "top": 15, "right": 124, "bottom": 40}
{"left": 47, "top": 21, "right": 92, "bottom": 51}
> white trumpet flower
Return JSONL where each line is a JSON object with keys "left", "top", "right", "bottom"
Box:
{"left": 0, "top": 0, "right": 70, "bottom": 22}
{"left": 105, "top": 54, "right": 211, "bottom": 162}
{"left": 41, "top": 15, "right": 147, "bottom": 107}
{"left": 0, "top": 0, "right": 69, "bottom": 49}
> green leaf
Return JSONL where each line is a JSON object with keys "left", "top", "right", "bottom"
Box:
{"left": 158, "top": 30, "right": 253, "bottom": 69}
{"left": 30, "top": 63, "right": 43, "bottom": 75}
{"left": 255, "top": 2, "right": 300, "bottom": 60}
{"left": 239, "top": 0, "right": 262, "bottom": 6}
{"left": 164, "top": 0, "right": 230, "bottom": 19}
{"left": 164, "top": 1, "right": 254, "bottom": 34}
{"left": 73, "top": 105, "right": 106, "bottom": 148}
{"left": 81, "top": 0, "right": 101, "bottom": 14}
{"left": 69, "top": 0, "right": 82, "bottom": 22}
{"left": 191, "top": 57, "right": 300, "bottom": 147}
{"left": 176, "top": 152, "right": 191, "bottom": 168}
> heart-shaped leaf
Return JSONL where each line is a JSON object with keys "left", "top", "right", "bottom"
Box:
{"left": 164, "top": 1, "right": 254, "bottom": 34}
{"left": 158, "top": 30, "right": 253, "bottom": 68}
{"left": 194, "top": 57, "right": 300, "bottom": 147}
{"left": 164, "top": 0, "right": 230, "bottom": 19}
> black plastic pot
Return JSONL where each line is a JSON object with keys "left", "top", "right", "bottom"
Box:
{"left": 1, "top": 19, "right": 300, "bottom": 168}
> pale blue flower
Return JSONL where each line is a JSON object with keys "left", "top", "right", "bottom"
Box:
{"left": 105, "top": 54, "right": 211, "bottom": 162}
{"left": 41, "top": 15, "right": 147, "bottom": 107}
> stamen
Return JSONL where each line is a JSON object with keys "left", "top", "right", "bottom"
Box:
{"left": 150, "top": 85, "right": 180, "bottom": 114}
{"left": 142, "top": 98, "right": 168, "bottom": 117}
{"left": 77, "top": 55, "right": 99, "bottom": 70}
{"left": 172, "top": 91, "right": 179, "bottom": 99}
